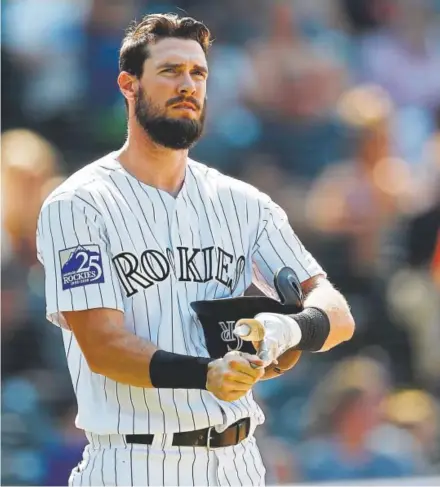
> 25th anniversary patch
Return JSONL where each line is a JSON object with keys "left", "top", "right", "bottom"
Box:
{"left": 59, "top": 244, "right": 105, "bottom": 290}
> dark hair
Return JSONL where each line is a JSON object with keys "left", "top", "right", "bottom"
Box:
{"left": 119, "top": 13, "right": 212, "bottom": 78}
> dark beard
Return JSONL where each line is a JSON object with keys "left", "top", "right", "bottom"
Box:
{"left": 135, "top": 88, "right": 206, "bottom": 150}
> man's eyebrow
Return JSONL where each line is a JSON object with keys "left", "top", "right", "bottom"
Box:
{"left": 193, "top": 64, "right": 208, "bottom": 74}
{"left": 157, "top": 62, "right": 208, "bottom": 73}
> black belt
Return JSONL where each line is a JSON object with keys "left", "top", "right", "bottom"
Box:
{"left": 125, "top": 417, "right": 250, "bottom": 449}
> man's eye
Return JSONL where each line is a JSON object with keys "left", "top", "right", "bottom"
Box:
{"left": 192, "top": 70, "right": 206, "bottom": 78}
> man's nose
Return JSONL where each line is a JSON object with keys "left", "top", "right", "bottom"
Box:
{"left": 177, "top": 73, "right": 196, "bottom": 96}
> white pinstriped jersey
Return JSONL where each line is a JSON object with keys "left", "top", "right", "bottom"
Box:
{"left": 36, "top": 153, "right": 324, "bottom": 436}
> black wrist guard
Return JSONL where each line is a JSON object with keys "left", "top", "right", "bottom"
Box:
{"left": 149, "top": 350, "right": 214, "bottom": 390}
{"left": 291, "top": 307, "right": 330, "bottom": 352}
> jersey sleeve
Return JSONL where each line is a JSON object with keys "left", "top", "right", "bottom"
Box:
{"left": 36, "top": 196, "right": 125, "bottom": 328}
{"left": 251, "top": 192, "right": 326, "bottom": 297}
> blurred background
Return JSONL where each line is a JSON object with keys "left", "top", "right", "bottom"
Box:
{"left": 2, "top": 0, "right": 440, "bottom": 485}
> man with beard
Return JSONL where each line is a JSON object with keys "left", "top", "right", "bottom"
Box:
{"left": 36, "top": 13, "right": 355, "bottom": 486}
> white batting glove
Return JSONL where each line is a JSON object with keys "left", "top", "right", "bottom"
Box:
{"left": 234, "top": 313, "right": 302, "bottom": 367}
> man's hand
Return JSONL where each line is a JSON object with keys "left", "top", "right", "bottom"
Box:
{"left": 234, "top": 313, "right": 302, "bottom": 366}
{"left": 206, "top": 351, "right": 265, "bottom": 402}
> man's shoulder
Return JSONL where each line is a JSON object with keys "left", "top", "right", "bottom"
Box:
{"left": 188, "top": 159, "right": 262, "bottom": 199}
{"left": 41, "top": 153, "right": 119, "bottom": 210}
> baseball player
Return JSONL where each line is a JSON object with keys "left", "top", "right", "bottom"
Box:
{"left": 36, "top": 13, "right": 355, "bottom": 486}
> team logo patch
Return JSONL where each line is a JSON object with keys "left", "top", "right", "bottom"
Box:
{"left": 59, "top": 244, "right": 105, "bottom": 290}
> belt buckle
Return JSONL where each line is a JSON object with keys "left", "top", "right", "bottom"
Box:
{"left": 206, "top": 426, "right": 214, "bottom": 450}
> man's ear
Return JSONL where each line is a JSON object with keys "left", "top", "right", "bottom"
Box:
{"left": 118, "top": 72, "right": 137, "bottom": 105}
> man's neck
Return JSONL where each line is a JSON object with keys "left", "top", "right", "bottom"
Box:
{"left": 116, "top": 125, "right": 188, "bottom": 197}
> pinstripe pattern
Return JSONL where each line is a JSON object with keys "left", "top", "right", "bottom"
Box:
{"left": 37, "top": 153, "right": 324, "bottom": 485}
{"left": 69, "top": 433, "right": 264, "bottom": 486}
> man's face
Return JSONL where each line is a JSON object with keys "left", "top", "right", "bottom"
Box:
{"left": 134, "top": 38, "right": 208, "bottom": 150}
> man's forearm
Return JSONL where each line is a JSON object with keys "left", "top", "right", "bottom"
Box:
{"left": 68, "top": 311, "right": 212, "bottom": 390}
{"left": 85, "top": 320, "right": 159, "bottom": 388}
{"left": 235, "top": 276, "right": 355, "bottom": 361}
{"left": 86, "top": 326, "right": 212, "bottom": 390}
{"left": 302, "top": 278, "right": 355, "bottom": 351}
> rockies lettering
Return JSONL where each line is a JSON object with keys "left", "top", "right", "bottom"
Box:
{"left": 112, "top": 246, "right": 245, "bottom": 297}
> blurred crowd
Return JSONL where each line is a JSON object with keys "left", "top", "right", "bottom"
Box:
{"left": 2, "top": 0, "right": 440, "bottom": 485}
